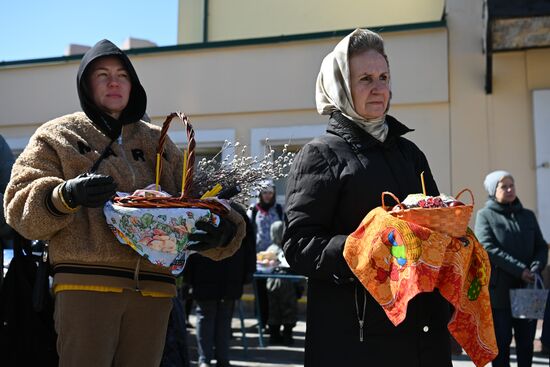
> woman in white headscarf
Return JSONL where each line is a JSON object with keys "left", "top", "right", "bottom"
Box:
{"left": 282, "top": 29, "right": 452, "bottom": 366}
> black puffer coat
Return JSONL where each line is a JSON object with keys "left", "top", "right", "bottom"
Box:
{"left": 283, "top": 112, "right": 452, "bottom": 366}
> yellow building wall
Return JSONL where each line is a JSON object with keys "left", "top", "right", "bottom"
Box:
{"left": 526, "top": 48, "right": 550, "bottom": 90}
{"left": 4, "top": 0, "right": 550, "bottom": 221}
{"left": 178, "top": 0, "right": 204, "bottom": 44}
{"left": 0, "top": 63, "right": 80, "bottom": 125}
{"left": 178, "top": 0, "right": 444, "bottom": 43}
{"left": 0, "top": 29, "right": 447, "bottom": 124}
{"left": 447, "top": 0, "right": 550, "bottom": 219}
{"left": 489, "top": 49, "right": 550, "bottom": 213}
{"left": 0, "top": 27, "right": 450, "bottom": 192}
{"left": 488, "top": 52, "right": 535, "bottom": 208}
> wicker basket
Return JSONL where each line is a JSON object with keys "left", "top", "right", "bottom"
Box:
{"left": 112, "top": 112, "right": 228, "bottom": 214}
{"left": 382, "top": 189, "right": 474, "bottom": 238}
{"left": 103, "top": 112, "right": 228, "bottom": 274}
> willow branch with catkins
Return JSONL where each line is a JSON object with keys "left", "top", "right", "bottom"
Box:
{"left": 189, "top": 139, "right": 295, "bottom": 202}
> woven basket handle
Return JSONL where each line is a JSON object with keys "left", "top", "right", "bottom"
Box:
{"left": 381, "top": 191, "right": 404, "bottom": 211}
{"left": 156, "top": 112, "right": 195, "bottom": 198}
{"left": 455, "top": 188, "right": 474, "bottom": 206}
{"left": 383, "top": 189, "right": 474, "bottom": 210}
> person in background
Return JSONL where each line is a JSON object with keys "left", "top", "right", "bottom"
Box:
{"left": 0, "top": 134, "right": 15, "bottom": 285}
{"left": 184, "top": 203, "right": 256, "bottom": 367}
{"left": 283, "top": 28, "right": 453, "bottom": 366}
{"left": 3, "top": 39, "right": 244, "bottom": 367}
{"left": 475, "top": 170, "right": 548, "bottom": 367}
{"left": 264, "top": 220, "right": 299, "bottom": 346}
{"left": 247, "top": 182, "right": 284, "bottom": 332}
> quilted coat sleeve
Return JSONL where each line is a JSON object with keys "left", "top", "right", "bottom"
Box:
{"left": 283, "top": 142, "right": 355, "bottom": 282}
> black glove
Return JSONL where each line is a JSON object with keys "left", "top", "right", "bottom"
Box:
{"left": 62, "top": 173, "right": 117, "bottom": 208}
{"left": 187, "top": 217, "right": 236, "bottom": 252}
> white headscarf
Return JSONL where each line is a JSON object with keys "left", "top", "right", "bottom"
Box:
{"left": 315, "top": 29, "right": 389, "bottom": 142}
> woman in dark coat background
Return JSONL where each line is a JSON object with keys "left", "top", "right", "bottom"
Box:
{"left": 475, "top": 170, "right": 548, "bottom": 367}
{"left": 283, "top": 28, "right": 452, "bottom": 366}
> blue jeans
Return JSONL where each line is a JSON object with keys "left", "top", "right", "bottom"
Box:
{"left": 195, "top": 299, "right": 235, "bottom": 365}
{"left": 492, "top": 308, "right": 537, "bottom": 367}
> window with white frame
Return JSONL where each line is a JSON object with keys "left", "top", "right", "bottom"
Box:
{"left": 168, "top": 128, "right": 236, "bottom": 167}
{"left": 533, "top": 90, "right": 550, "bottom": 241}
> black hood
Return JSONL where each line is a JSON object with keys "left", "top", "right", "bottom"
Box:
{"left": 77, "top": 39, "right": 147, "bottom": 140}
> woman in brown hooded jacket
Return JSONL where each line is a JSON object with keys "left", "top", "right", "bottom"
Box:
{"left": 4, "top": 39, "right": 244, "bottom": 367}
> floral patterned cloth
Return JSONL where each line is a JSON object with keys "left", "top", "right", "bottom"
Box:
{"left": 343, "top": 207, "right": 497, "bottom": 367}
{"left": 104, "top": 201, "right": 219, "bottom": 275}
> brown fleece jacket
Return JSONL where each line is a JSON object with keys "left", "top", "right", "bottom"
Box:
{"left": 4, "top": 112, "right": 189, "bottom": 294}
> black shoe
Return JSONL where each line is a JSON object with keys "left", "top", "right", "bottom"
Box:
{"left": 282, "top": 324, "right": 294, "bottom": 346}
{"left": 282, "top": 333, "right": 294, "bottom": 346}
{"left": 270, "top": 334, "right": 284, "bottom": 345}
{"left": 268, "top": 324, "right": 281, "bottom": 344}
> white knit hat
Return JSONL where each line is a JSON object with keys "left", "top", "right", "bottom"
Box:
{"left": 483, "top": 170, "right": 513, "bottom": 197}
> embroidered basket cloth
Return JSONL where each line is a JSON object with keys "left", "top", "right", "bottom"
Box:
{"left": 343, "top": 206, "right": 498, "bottom": 367}
{"left": 384, "top": 189, "right": 474, "bottom": 238}
{"left": 510, "top": 275, "right": 549, "bottom": 319}
{"left": 103, "top": 112, "right": 231, "bottom": 274}
{"left": 104, "top": 202, "right": 219, "bottom": 274}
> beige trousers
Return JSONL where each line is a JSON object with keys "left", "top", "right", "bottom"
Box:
{"left": 54, "top": 290, "right": 172, "bottom": 367}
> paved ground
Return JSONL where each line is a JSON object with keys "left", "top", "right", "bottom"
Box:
{"left": 185, "top": 305, "right": 549, "bottom": 367}
{"left": 451, "top": 320, "right": 548, "bottom": 367}
{"left": 4, "top": 251, "right": 549, "bottom": 366}
{"left": 186, "top": 313, "right": 305, "bottom": 367}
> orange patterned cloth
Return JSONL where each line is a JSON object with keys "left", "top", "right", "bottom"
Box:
{"left": 344, "top": 207, "right": 497, "bottom": 367}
